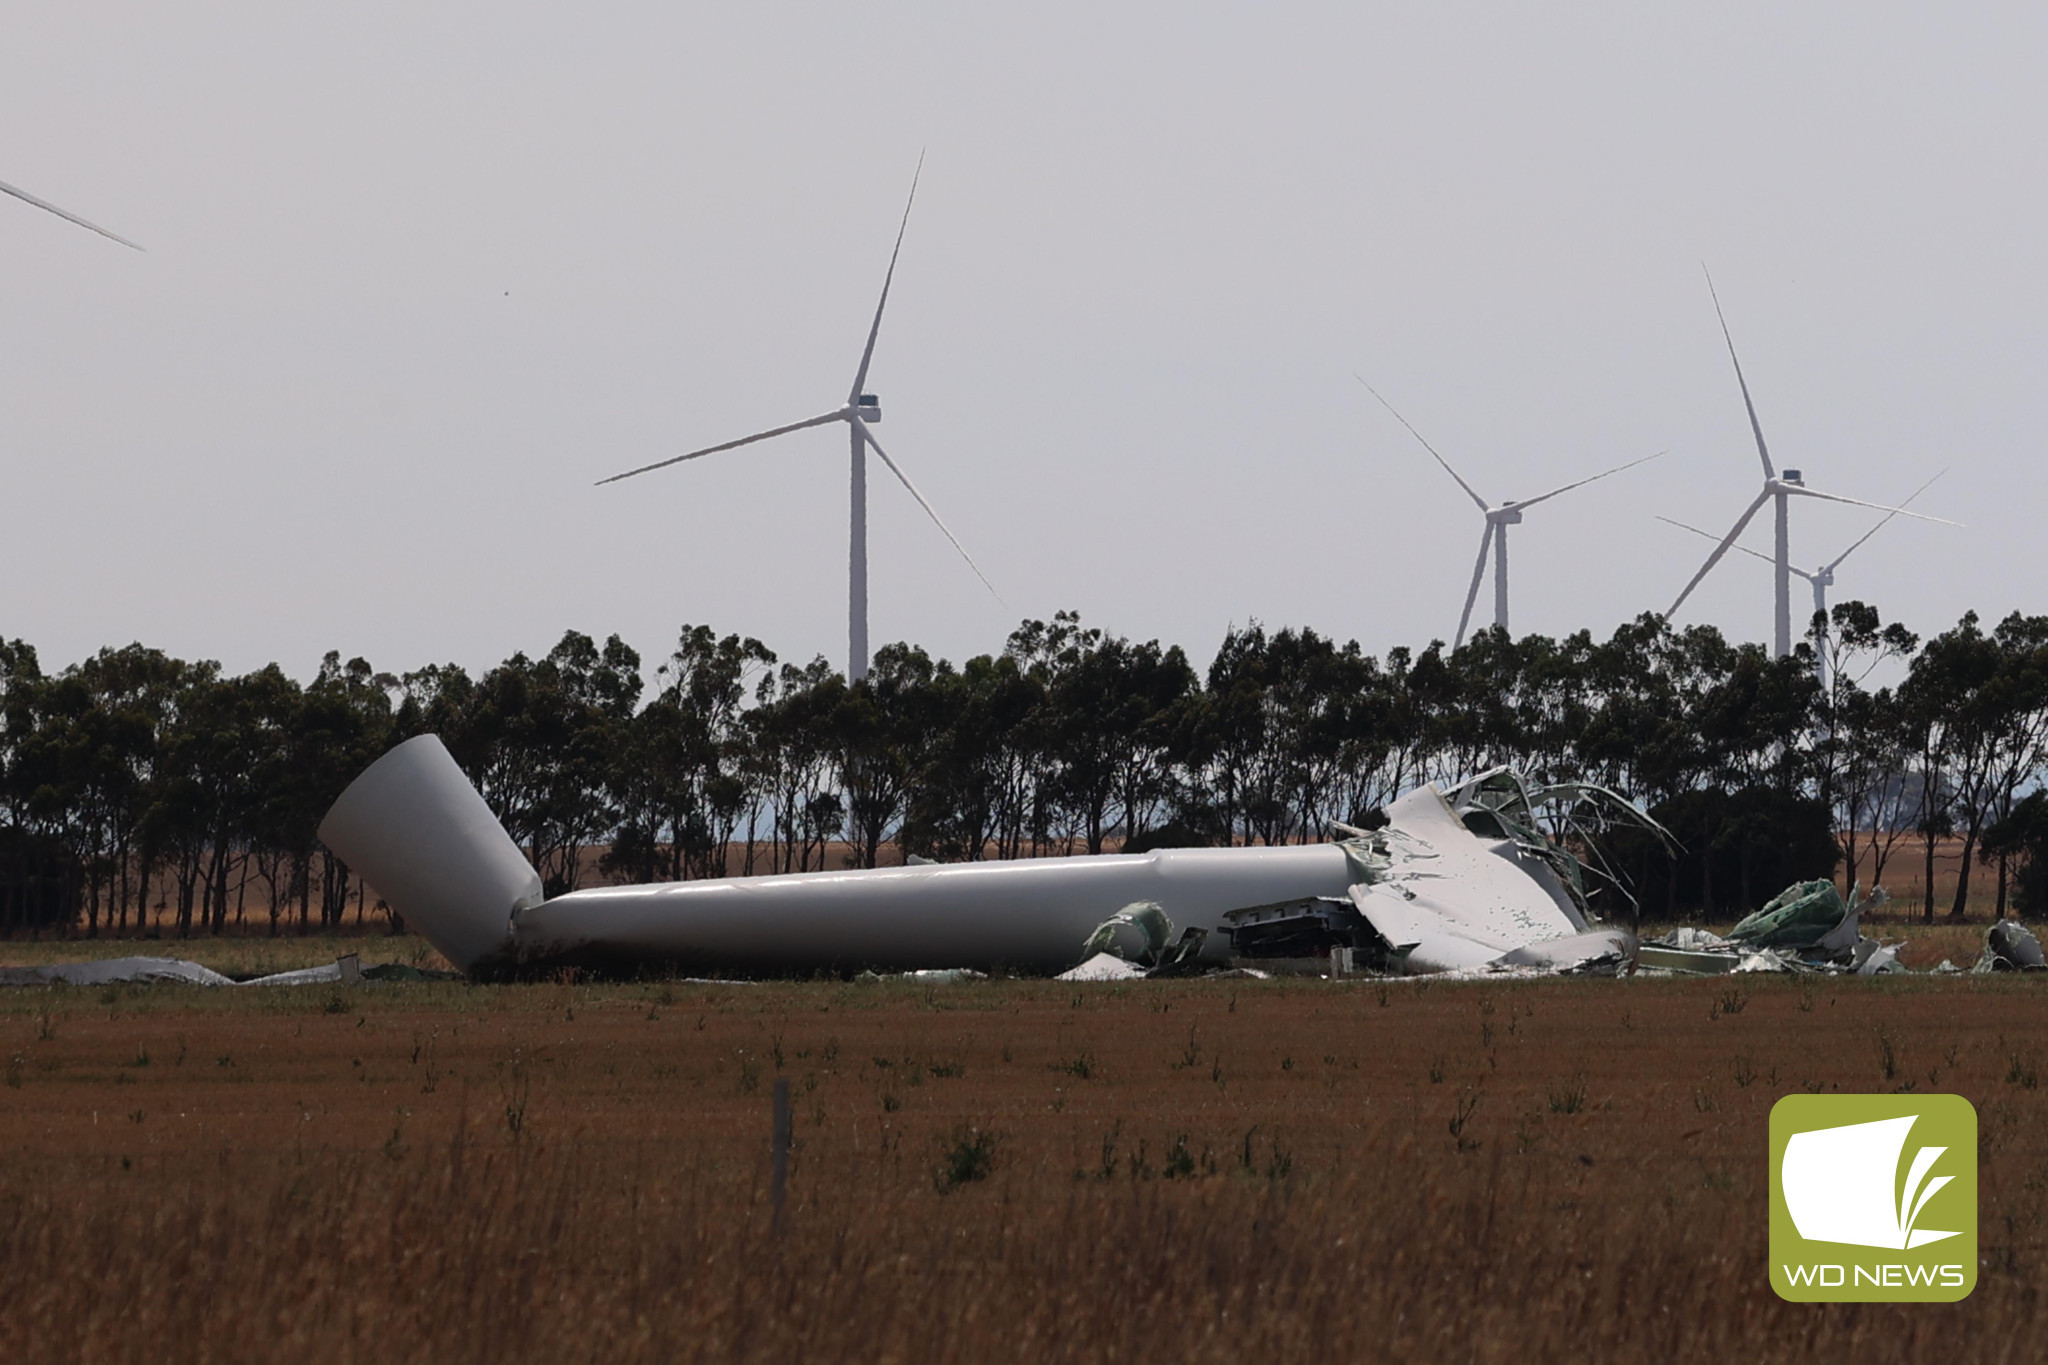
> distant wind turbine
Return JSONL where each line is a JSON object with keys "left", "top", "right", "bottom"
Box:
{"left": 1, "top": 178, "right": 141, "bottom": 250}
{"left": 1665, "top": 272, "right": 1957, "bottom": 657}
{"left": 1358, "top": 376, "right": 1661, "bottom": 647}
{"left": 1660, "top": 467, "right": 1947, "bottom": 684}
{"left": 596, "top": 159, "right": 1000, "bottom": 682}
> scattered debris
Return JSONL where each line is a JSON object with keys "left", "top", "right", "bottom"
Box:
{"left": 1071, "top": 904, "right": 1214, "bottom": 979}
{"left": 1976, "top": 920, "right": 2047, "bottom": 972}
{"left": 1056, "top": 953, "right": 1148, "bottom": 982}
{"left": 1642, "top": 881, "right": 1904, "bottom": 976}
{"left": 1081, "top": 902, "right": 1174, "bottom": 964}
{"left": 0, "top": 955, "right": 441, "bottom": 989}
{"left": 1146, "top": 928, "right": 1213, "bottom": 977}
{"left": 1728, "top": 880, "right": 1871, "bottom": 955}
{"left": 0, "top": 957, "right": 236, "bottom": 988}
{"left": 1221, "top": 897, "right": 1375, "bottom": 966}
{"left": 1636, "top": 928, "right": 1747, "bottom": 975}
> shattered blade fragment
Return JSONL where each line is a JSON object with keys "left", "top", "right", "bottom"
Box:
{"left": 317, "top": 738, "right": 1662, "bottom": 980}
{"left": 0, "top": 956, "right": 419, "bottom": 988}
{"left": 0, "top": 957, "right": 237, "bottom": 988}
{"left": 1976, "top": 920, "right": 2047, "bottom": 973}
{"left": 1492, "top": 931, "right": 1636, "bottom": 974}
{"left": 1081, "top": 901, "right": 1175, "bottom": 964}
{"left": 1648, "top": 879, "right": 1906, "bottom": 976}
{"left": 1729, "top": 880, "right": 1865, "bottom": 952}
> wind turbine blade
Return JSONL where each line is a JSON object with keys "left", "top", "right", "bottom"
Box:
{"left": 1354, "top": 375, "right": 1489, "bottom": 512}
{"left": 1666, "top": 489, "right": 1772, "bottom": 619}
{"left": 595, "top": 410, "right": 846, "bottom": 485}
{"left": 1657, "top": 515, "right": 1809, "bottom": 579}
{"left": 1783, "top": 483, "right": 1961, "bottom": 526}
{"left": 0, "top": 178, "right": 143, "bottom": 250}
{"left": 1703, "top": 266, "right": 1773, "bottom": 479}
{"left": 851, "top": 416, "right": 1006, "bottom": 607}
{"left": 1454, "top": 521, "right": 1495, "bottom": 649}
{"left": 1823, "top": 467, "right": 1952, "bottom": 573}
{"left": 849, "top": 152, "right": 924, "bottom": 404}
{"left": 1511, "top": 450, "right": 1665, "bottom": 510}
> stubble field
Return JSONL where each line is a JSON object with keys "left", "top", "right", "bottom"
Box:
{"left": 2, "top": 969, "right": 2045, "bottom": 1363}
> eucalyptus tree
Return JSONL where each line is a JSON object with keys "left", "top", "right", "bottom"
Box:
{"left": 607, "top": 626, "right": 774, "bottom": 884}
{"left": 451, "top": 633, "right": 640, "bottom": 896}
{"left": 66, "top": 645, "right": 185, "bottom": 931}
{"left": 748, "top": 657, "right": 846, "bottom": 873}
{"left": 1982, "top": 791, "right": 2048, "bottom": 920}
{"left": 899, "top": 651, "right": 1042, "bottom": 862}
{"left": 1188, "top": 624, "right": 1290, "bottom": 846}
{"left": 291, "top": 653, "right": 397, "bottom": 926}
{"left": 1007, "top": 614, "right": 1196, "bottom": 855}
{"left": 1806, "top": 601, "right": 1920, "bottom": 891}
{"left": 833, "top": 642, "right": 940, "bottom": 869}
{"left": 1902, "top": 612, "right": 2048, "bottom": 920}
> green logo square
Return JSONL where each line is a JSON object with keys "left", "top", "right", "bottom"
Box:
{"left": 1769, "top": 1093, "right": 1976, "bottom": 1301}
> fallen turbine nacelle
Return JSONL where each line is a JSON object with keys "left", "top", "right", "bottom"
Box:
{"left": 317, "top": 736, "right": 1641, "bottom": 979}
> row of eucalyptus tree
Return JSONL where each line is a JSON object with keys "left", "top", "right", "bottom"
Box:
{"left": 5, "top": 602, "right": 2048, "bottom": 937}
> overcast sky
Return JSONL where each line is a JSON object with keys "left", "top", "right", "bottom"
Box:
{"left": 4, "top": 3, "right": 2039, "bottom": 683}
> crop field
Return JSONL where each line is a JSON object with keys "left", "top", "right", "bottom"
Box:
{"left": 3, "top": 966, "right": 2046, "bottom": 1363}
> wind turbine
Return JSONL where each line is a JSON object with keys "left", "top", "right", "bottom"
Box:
{"left": 1, "top": 177, "right": 142, "bottom": 250}
{"left": 1660, "top": 468, "right": 1947, "bottom": 684}
{"left": 1666, "top": 273, "right": 1956, "bottom": 656}
{"left": 1358, "top": 377, "right": 1661, "bottom": 647}
{"left": 597, "top": 161, "right": 999, "bottom": 681}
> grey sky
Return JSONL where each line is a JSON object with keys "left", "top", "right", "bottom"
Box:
{"left": 5, "top": 3, "right": 2039, "bottom": 682}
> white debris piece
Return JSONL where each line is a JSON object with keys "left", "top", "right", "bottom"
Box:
{"left": 0, "top": 957, "right": 358, "bottom": 988}
{"left": 1056, "top": 953, "right": 1149, "bottom": 982}
{"left": 0, "top": 956, "right": 236, "bottom": 987}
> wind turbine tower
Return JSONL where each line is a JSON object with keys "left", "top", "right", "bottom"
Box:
{"left": 1659, "top": 467, "right": 1946, "bottom": 684}
{"left": 598, "top": 160, "right": 1000, "bottom": 681}
{"left": 1359, "top": 377, "right": 1660, "bottom": 647}
{"left": 1666, "top": 274, "right": 1956, "bottom": 657}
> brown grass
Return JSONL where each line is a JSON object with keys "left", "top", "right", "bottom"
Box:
{"left": 2, "top": 974, "right": 2046, "bottom": 1362}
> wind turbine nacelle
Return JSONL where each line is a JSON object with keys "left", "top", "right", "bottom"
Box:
{"left": 1782, "top": 469, "right": 1803, "bottom": 484}
{"left": 1497, "top": 507, "right": 1524, "bottom": 525}
{"left": 857, "top": 393, "right": 881, "bottom": 423}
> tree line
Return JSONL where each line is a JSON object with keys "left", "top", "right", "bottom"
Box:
{"left": 5, "top": 603, "right": 2048, "bottom": 938}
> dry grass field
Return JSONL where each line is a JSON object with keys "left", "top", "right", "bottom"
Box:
{"left": 3, "top": 966, "right": 2047, "bottom": 1363}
